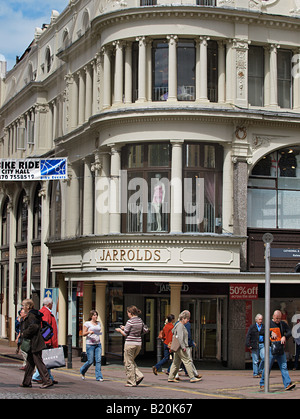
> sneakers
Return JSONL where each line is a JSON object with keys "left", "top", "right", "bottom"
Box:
{"left": 285, "top": 382, "right": 296, "bottom": 391}
{"left": 190, "top": 377, "right": 202, "bottom": 383}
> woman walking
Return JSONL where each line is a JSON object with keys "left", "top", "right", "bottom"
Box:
{"left": 115, "top": 305, "right": 149, "bottom": 387}
{"left": 80, "top": 310, "right": 104, "bottom": 382}
{"left": 152, "top": 314, "right": 175, "bottom": 375}
{"left": 168, "top": 310, "right": 202, "bottom": 384}
{"left": 20, "top": 299, "right": 53, "bottom": 389}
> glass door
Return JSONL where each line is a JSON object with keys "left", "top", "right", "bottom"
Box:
{"left": 183, "top": 297, "right": 226, "bottom": 361}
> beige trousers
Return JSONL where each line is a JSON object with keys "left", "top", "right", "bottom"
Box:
{"left": 124, "top": 344, "right": 144, "bottom": 386}
{"left": 168, "top": 348, "right": 195, "bottom": 379}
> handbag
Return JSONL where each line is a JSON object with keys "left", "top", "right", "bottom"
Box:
{"left": 271, "top": 341, "right": 284, "bottom": 356}
{"left": 170, "top": 334, "right": 181, "bottom": 352}
{"left": 20, "top": 338, "right": 31, "bottom": 353}
{"left": 42, "top": 346, "right": 66, "bottom": 369}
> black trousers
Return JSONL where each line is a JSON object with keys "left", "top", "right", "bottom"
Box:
{"left": 22, "top": 350, "right": 52, "bottom": 386}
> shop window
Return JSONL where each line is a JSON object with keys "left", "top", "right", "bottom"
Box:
{"left": 122, "top": 143, "right": 171, "bottom": 233}
{"left": 248, "top": 146, "right": 300, "bottom": 229}
{"left": 183, "top": 143, "right": 223, "bottom": 233}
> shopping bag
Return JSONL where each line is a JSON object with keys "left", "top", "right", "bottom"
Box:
{"left": 42, "top": 346, "right": 66, "bottom": 369}
{"left": 170, "top": 334, "right": 181, "bottom": 352}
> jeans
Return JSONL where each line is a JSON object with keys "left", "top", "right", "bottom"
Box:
{"left": 154, "top": 343, "right": 172, "bottom": 372}
{"left": 251, "top": 343, "right": 264, "bottom": 376}
{"left": 260, "top": 348, "right": 292, "bottom": 388}
{"left": 294, "top": 344, "right": 300, "bottom": 369}
{"left": 80, "top": 343, "right": 103, "bottom": 381}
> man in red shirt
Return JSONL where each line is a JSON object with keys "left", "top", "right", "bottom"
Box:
{"left": 32, "top": 297, "right": 58, "bottom": 384}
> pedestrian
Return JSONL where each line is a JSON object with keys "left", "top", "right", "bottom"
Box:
{"left": 259, "top": 310, "right": 296, "bottom": 391}
{"left": 15, "top": 308, "right": 27, "bottom": 370}
{"left": 168, "top": 310, "right": 202, "bottom": 384}
{"left": 32, "top": 297, "right": 59, "bottom": 384}
{"left": 293, "top": 334, "right": 300, "bottom": 370}
{"left": 80, "top": 310, "right": 104, "bottom": 382}
{"left": 152, "top": 314, "right": 175, "bottom": 375}
{"left": 20, "top": 299, "right": 53, "bottom": 389}
{"left": 245, "top": 313, "right": 265, "bottom": 378}
{"left": 184, "top": 317, "right": 201, "bottom": 378}
{"left": 115, "top": 305, "right": 149, "bottom": 387}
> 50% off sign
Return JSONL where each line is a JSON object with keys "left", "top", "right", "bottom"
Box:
{"left": 229, "top": 284, "right": 258, "bottom": 300}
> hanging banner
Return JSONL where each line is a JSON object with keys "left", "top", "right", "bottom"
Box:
{"left": 0, "top": 158, "right": 67, "bottom": 181}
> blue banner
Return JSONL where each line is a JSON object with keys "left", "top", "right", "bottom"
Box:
{"left": 0, "top": 158, "right": 67, "bottom": 181}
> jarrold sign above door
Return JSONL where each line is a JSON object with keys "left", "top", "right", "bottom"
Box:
{"left": 96, "top": 248, "right": 166, "bottom": 263}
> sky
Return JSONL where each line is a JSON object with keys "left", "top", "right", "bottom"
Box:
{"left": 0, "top": 0, "right": 69, "bottom": 71}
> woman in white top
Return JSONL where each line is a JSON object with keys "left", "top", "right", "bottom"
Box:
{"left": 80, "top": 310, "right": 103, "bottom": 381}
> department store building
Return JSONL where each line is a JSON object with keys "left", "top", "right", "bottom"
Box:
{"left": 1, "top": 0, "right": 300, "bottom": 368}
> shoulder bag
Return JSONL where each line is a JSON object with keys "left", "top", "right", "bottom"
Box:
{"left": 170, "top": 334, "right": 181, "bottom": 352}
{"left": 20, "top": 338, "right": 31, "bottom": 353}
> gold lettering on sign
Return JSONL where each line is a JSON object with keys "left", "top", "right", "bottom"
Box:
{"left": 98, "top": 249, "right": 161, "bottom": 262}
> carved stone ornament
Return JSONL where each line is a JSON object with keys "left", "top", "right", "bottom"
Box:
{"left": 235, "top": 126, "right": 247, "bottom": 140}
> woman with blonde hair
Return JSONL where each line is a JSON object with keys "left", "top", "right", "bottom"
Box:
{"left": 168, "top": 310, "right": 202, "bottom": 384}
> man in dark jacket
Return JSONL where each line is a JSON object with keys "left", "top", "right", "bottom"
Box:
{"left": 20, "top": 299, "right": 53, "bottom": 389}
{"left": 246, "top": 314, "right": 265, "bottom": 378}
{"left": 259, "top": 310, "right": 296, "bottom": 391}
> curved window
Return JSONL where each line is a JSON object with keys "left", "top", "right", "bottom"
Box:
{"left": 248, "top": 146, "right": 300, "bottom": 229}
{"left": 49, "top": 181, "right": 61, "bottom": 238}
{"left": 122, "top": 143, "right": 171, "bottom": 233}
{"left": 33, "top": 184, "right": 42, "bottom": 239}
{"left": 183, "top": 143, "right": 223, "bottom": 233}
{"left": 45, "top": 47, "right": 52, "bottom": 73}
{"left": 2, "top": 197, "right": 10, "bottom": 246}
{"left": 16, "top": 190, "right": 28, "bottom": 242}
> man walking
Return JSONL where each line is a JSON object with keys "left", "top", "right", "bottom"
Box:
{"left": 260, "top": 310, "right": 295, "bottom": 391}
{"left": 246, "top": 314, "right": 265, "bottom": 378}
{"left": 32, "top": 297, "right": 58, "bottom": 384}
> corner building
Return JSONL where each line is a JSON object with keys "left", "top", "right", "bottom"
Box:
{"left": 1, "top": 0, "right": 300, "bottom": 368}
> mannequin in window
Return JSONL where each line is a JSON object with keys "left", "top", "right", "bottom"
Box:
{"left": 152, "top": 174, "right": 165, "bottom": 231}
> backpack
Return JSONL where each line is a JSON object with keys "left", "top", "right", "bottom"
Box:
{"left": 41, "top": 320, "right": 54, "bottom": 341}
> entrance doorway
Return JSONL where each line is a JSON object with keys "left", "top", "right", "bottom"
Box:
{"left": 182, "top": 297, "right": 227, "bottom": 361}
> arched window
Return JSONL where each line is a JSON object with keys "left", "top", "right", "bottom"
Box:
{"left": 49, "top": 181, "right": 61, "bottom": 238}
{"left": 33, "top": 184, "right": 42, "bottom": 240}
{"left": 45, "top": 47, "right": 52, "bottom": 73}
{"left": 1, "top": 197, "right": 10, "bottom": 246}
{"left": 248, "top": 145, "right": 300, "bottom": 229}
{"left": 16, "top": 190, "right": 28, "bottom": 243}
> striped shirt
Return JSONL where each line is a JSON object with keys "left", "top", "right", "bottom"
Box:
{"left": 123, "top": 316, "right": 148, "bottom": 346}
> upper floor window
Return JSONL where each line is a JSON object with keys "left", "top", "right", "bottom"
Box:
{"left": 184, "top": 143, "right": 223, "bottom": 233}
{"left": 1, "top": 197, "right": 10, "bottom": 246}
{"left": 33, "top": 184, "right": 42, "bottom": 240}
{"left": 49, "top": 181, "right": 61, "bottom": 239}
{"left": 248, "top": 46, "right": 264, "bottom": 107}
{"left": 177, "top": 40, "right": 196, "bottom": 101}
{"left": 16, "top": 190, "right": 28, "bottom": 243}
{"left": 45, "top": 47, "right": 52, "bottom": 73}
{"left": 248, "top": 146, "right": 300, "bottom": 229}
{"left": 122, "top": 143, "right": 171, "bottom": 233}
{"left": 278, "top": 49, "right": 292, "bottom": 109}
{"left": 196, "top": 0, "right": 216, "bottom": 5}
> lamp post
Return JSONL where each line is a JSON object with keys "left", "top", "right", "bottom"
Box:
{"left": 262, "top": 232, "right": 273, "bottom": 393}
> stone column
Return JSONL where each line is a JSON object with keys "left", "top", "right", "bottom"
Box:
{"left": 114, "top": 41, "right": 124, "bottom": 105}
{"left": 269, "top": 44, "right": 279, "bottom": 108}
{"left": 170, "top": 283, "right": 182, "bottom": 321}
{"left": 78, "top": 69, "right": 85, "bottom": 126}
{"left": 167, "top": 35, "right": 178, "bottom": 102}
{"left": 199, "top": 36, "right": 209, "bottom": 103}
{"left": 95, "top": 282, "right": 107, "bottom": 358}
{"left": 222, "top": 143, "right": 233, "bottom": 234}
{"left": 136, "top": 36, "right": 147, "bottom": 103}
{"left": 83, "top": 159, "right": 93, "bottom": 235}
{"left": 124, "top": 42, "right": 133, "bottom": 104}
{"left": 58, "top": 275, "right": 67, "bottom": 346}
{"left": 218, "top": 41, "right": 226, "bottom": 104}
{"left": 85, "top": 64, "right": 93, "bottom": 121}
{"left": 82, "top": 282, "right": 93, "bottom": 353}
{"left": 102, "top": 46, "right": 112, "bottom": 109}
{"left": 170, "top": 140, "right": 183, "bottom": 233}
{"left": 110, "top": 145, "right": 122, "bottom": 233}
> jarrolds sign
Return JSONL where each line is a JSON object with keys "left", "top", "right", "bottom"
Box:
{"left": 97, "top": 248, "right": 162, "bottom": 263}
